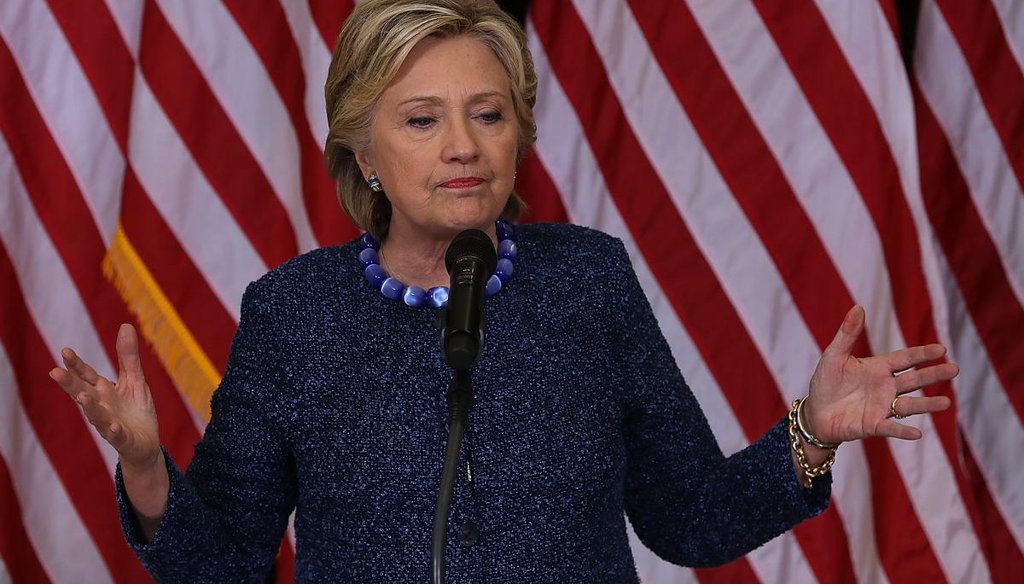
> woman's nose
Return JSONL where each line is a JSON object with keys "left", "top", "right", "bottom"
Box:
{"left": 442, "top": 118, "right": 480, "bottom": 164}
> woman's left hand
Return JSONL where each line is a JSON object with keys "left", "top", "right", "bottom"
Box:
{"left": 802, "top": 306, "right": 956, "bottom": 445}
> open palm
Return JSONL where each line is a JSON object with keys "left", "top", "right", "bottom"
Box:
{"left": 49, "top": 323, "right": 161, "bottom": 469}
{"left": 802, "top": 306, "right": 956, "bottom": 445}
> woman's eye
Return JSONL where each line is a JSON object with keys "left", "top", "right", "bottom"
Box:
{"left": 408, "top": 117, "right": 435, "bottom": 129}
{"left": 479, "top": 110, "right": 503, "bottom": 124}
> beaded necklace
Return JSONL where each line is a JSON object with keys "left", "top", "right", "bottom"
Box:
{"left": 358, "top": 220, "right": 518, "bottom": 309}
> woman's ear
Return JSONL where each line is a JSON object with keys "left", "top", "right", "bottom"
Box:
{"left": 355, "top": 148, "right": 374, "bottom": 180}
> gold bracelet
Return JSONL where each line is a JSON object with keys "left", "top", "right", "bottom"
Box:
{"left": 795, "top": 396, "right": 840, "bottom": 449}
{"left": 788, "top": 399, "right": 838, "bottom": 487}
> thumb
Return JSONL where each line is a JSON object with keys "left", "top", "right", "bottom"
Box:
{"left": 116, "top": 323, "right": 144, "bottom": 379}
{"left": 825, "top": 305, "right": 864, "bottom": 358}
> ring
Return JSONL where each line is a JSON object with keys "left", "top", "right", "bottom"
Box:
{"left": 890, "top": 396, "right": 907, "bottom": 420}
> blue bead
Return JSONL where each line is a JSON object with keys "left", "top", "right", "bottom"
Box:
{"left": 360, "top": 232, "right": 379, "bottom": 249}
{"left": 496, "top": 220, "right": 515, "bottom": 241}
{"left": 485, "top": 274, "right": 501, "bottom": 297}
{"left": 427, "top": 286, "right": 449, "bottom": 309}
{"left": 403, "top": 286, "right": 426, "bottom": 307}
{"left": 380, "top": 277, "right": 405, "bottom": 300}
{"left": 498, "top": 239, "right": 517, "bottom": 261}
{"left": 363, "top": 264, "right": 386, "bottom": 287}
{"left": 495, "top": 258, "right": 514, "bottom": 283}
{"left": 358, "top": 247, "right": 379, "bottom": 268}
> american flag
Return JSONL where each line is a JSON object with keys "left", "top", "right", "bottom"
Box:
{"left": 0, "top": 0, "right": 1020, "bottom": 582}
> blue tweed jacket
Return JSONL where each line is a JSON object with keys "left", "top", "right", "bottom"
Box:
{"left": 117, "top": 223, "right": 829, "bottom": 582}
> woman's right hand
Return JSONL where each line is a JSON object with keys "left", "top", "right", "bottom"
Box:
{"left": 49, "top": 323, "right": 162, "bottom": 472}
{"left": 50, "top": 323, "right": 168, "bottom": 537}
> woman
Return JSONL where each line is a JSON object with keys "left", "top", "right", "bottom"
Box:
{"left": 49, "top": 0, "right": 956, "bottom": 581}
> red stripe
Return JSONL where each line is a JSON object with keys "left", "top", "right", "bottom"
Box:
{"left": 34, "top": 4, "right": 292, "bottom": 572}
{"left": 0, "top": 245, "right": 148, "bottom": 582}
{"left": 531, "top": 5, "right": 800, "bottom": 581}
{"left": 44, "top": 0, "right": 237, "bottom": 380}
{"left": 934, "top": 0, "right": 1024, "bottom": 196}
{"left": 223, "top": 0, "right": 358, "bottom": 247}
{"left": 0, "top": 455, "right": 51, "bottom": 584}
{"left": 0, "top": 29, "right": 201, "bottom": 467}
{"left": 274, "top": 536, "right": 296, "bottom": 584}
{"left": 41, "top": 0, "right": 203, "bottom": 466}
{"left": 623, "top": 2, "right": 859, "bottom": 580}
{"left": 879, "top": 0, "right": 901, "bottom": 49}
{"left": 44, "top": 0, "right": 134, "bottom": 152}
{"left": 517, "top": 153, "right": 569, "bottom": 224}
{"left": 755, "top": 1, "right": 997, "bottom": 579}
{"left": 914, "top": 85, "right": 1024, "bottom": 424}
{"left": 308, "top": 0, "right": 354, "bottom": 49}
{"left": 119, "top": 171, "right": 238, "bottom": 373}
{"left": 914, "top": 81, "right": 1024, "bottom": 581}
{"left": 961, "top": 433, "right": 1024, "bottom": 578}
{"left": 138, "top": 0, "right": 298, "bottom": 269}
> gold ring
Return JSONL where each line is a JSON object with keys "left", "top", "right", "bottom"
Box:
{"left": 890, "top": 396, "right": 907, "bottom": 420}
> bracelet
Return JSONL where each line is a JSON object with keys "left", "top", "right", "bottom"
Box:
{"left": 795, "top": 396, "right": 840, "bottom": 449}
{"left": 788, "top": 399, "right": 838, "bottom": 488}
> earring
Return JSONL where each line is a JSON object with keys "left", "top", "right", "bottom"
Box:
{"left": 367, "top": 174, "right": 382, "bottom": 192}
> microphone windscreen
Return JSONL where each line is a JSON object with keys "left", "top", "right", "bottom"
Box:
{"left": 444, "top": 229, "right": 497, "bottom": 276}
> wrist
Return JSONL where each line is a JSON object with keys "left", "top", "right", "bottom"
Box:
{"left": 788, "top": 398, "right": 839, "bottom": 488}
{"left": 120, "top": 448, "right": 164, "bottom": 478}
{"left": 796, "top": 396, "right": 840, "bottom": 449}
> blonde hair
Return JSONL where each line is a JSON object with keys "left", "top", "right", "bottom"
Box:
{"left": 324, "top": 0, "right": 537, "bottom": 240}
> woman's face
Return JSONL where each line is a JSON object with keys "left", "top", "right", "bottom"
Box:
{"left": 357, "top": 35, "right": 518, "bottom": 241}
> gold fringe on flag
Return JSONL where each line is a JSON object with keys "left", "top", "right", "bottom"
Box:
{"left": 103, "top": 224, "right": 220, "bottom": 423}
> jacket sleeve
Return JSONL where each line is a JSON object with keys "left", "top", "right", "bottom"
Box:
{"left": 610, "top": 240, "right": 830, "bottom": 568}
{"left": 116, "top": 279, "right": 297, "bottom": 582}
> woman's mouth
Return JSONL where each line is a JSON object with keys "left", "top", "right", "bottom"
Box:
{"left": 440, "top": 177, "right": 484, "bottom": 189}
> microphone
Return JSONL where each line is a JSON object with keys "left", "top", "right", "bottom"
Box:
{"left": 442, "top": 229, "right": 497, "bottom": 370}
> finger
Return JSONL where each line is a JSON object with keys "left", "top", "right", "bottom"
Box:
{"left": 824, "top": 305, "right": 864, "bottom": 358}
{"left": 885, "top": 343, "right": 947, "bottom": 373}
{"left": 75, "top": 392, "right": 111, "bottom": 424}
{"left": 876, "top": 418, "right": 923, "bottom": 441}
{"left": 49, "top": 367, "right": 88, "bottom": 398}
{"left": 890, "top": 395, "right": 952, "bottom": 418}
{"left": 49, "top": 365, "right": 107, "bottom": 401}
{"left": 60, "top": 347, "right": 104, "bottom": 386}
{"left": 895, "top": 363, "right": 960, "bottom": 394}
{"left": 116, "top": 323, "right": 144, "bottom": 379}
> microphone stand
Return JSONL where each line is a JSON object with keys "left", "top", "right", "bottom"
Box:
{"left": 431, "top": 368, "right": 473, "bottom": 584}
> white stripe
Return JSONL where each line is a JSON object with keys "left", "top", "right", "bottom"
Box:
{"left": 0, "top": 134, "right": 120, "bottom": 476}
{"left": 991, "top": 0, "right": 1024, "bottom": 73}
{"left": 0, "top": 329, "right": 112, "bottom": 584}
{"left": 684, "top": 2, "right": 991, "bottom": 581}
{"left": 569, "top": 3, "right": 873, "bottom": 582}
{"left": 529, "top": 19, "right": 813, "bottom": 583}
{"left": 279, "top": 0, "right": 332, "bottom": 151}
{"left": 934, "top": 249, "right": 1024, "bottom": 550}
{"left": 584, "top": 0, "right": 990, "bottom": 580}
{"left": 128, "top": 73, "right": 266, "bottom": 321}
{"left": 817, "top": 0, "right": 957, "bottom": 364}
{"left": 102, "top": 0, "right": 143, "bottom": 59}
{"left": 684, "top": 0, "right": 905, "bottom": 355}
{"left": 155, "top": 0, "right": 319, "bottom": 254}
{"left": 814, "top": 0, "right": 922, "bottom": 240}
{"left": 915, "top": 0, "right": 1024, "bottom": 310}
{"left": 0, "top": 555, "right": 9, "bottom": 584}
{"left": 0, "top": 0, "right": 124, "bottom": 245}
